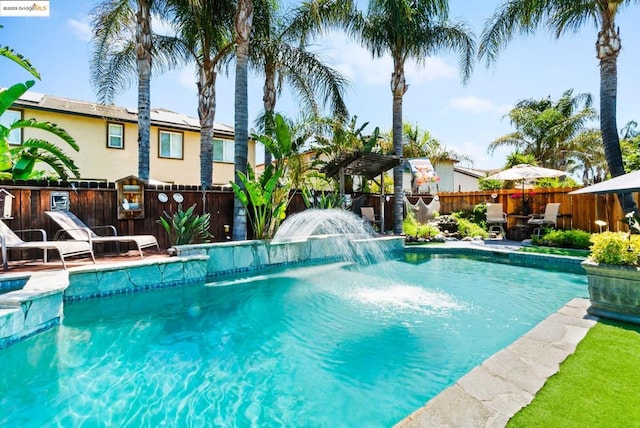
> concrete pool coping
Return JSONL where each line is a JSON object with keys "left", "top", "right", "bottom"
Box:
{"left": 394, "top": 297, "right": 597, "bottom": 427}
{"left": 0, "top": 238, "right": 595, "bottom": 426}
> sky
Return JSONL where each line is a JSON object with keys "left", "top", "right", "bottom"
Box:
{"left": 1, "top": 0, "right": 639, "bottom": 171}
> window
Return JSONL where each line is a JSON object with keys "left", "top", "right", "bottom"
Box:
{"left": 107, "top": 122, "right": 124, "bottom": 149}
{"left": 213, "top": 139, "right": 234, "bottom": 163}
{"left": 0, "top": 109, "right": 22, "bottom": 145}
{"left": 159, "top": 130, "right": 183, "bottom": 159}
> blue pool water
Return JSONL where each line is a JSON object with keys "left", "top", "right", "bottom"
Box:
{"left": 0, "top": 255, "right": 587, "bottom": 427}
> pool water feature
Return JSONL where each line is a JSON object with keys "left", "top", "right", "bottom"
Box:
{"left": 0, "top": 255, "right": 587, "bottom": 427}
{"left": 272, "top": 208, "right": 389, "bottom": 265}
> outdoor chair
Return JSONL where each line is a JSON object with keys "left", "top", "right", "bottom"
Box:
{"left": 45, "top": 210, "right": 160, "bottom": 258}
{"left": 0, "top": 219, "right": 95, "bottom": 271}
{"left": 360, "top": 206, "right": 382, "bottom": 230}
{"left": 486, "top": 202, "right": 507, "bottom": 238}
{"left": 528, "top": 202, "right": 561, "bottom": 236}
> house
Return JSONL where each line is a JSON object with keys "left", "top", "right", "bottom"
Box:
{"left": 452, "top": 165, "right": 486, "bottom": 192}
{"left": 3, "top": 91, "right": 255, "bottom": 185}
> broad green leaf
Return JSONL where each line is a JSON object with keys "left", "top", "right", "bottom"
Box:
{"left": 0, "top": 81, "right": 35, "bottom": 115}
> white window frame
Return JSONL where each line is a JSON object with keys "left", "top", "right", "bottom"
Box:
{"left": 107, "top": 122, "right": 124, "bottom": 149}
{"left": 0, "top": 109, "right": 22, "bottom": 145}
{"left": 213, "top": 139, "right": 234, "bottom": 163}
{"left": 159, "top": 130, "right": 183, "bottom": 159}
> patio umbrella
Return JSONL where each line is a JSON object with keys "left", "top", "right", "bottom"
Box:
{"left": 485, "top": 164, "right": 566, "bottom": 213}
{"left": 568, "top": 170, "right": 640, "bottom": 195}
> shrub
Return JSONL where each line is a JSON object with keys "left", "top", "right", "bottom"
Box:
{"left": 403, "top": 211, "right": 440, "bottom": 238}
{"left": 533, "top": 229, "right": 591, "bottom": 249}
{"left": 589, "top": 232, "right": 640, "bottom": 266}
{"left": 455, "top": 217, "right": 488, "bottom": 239}
{"left": 158, "top": 205, "right": 213, "bottom": 245}
{"left": 454, "top": 203, "right": 487, "bottom": 229}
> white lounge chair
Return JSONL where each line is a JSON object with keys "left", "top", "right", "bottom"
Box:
{"left": 45, "top": 210, "right": 160, "bottom": 258}
{"left": 486, "top": 202, "right": 507, "bottom": 238}
{"left": 0, "top": 219, "right": 95, "bottom": 270}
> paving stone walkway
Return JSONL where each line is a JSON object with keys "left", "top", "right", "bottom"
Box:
{"left": 395, "top": 298, "right": 597, "bottom": 428}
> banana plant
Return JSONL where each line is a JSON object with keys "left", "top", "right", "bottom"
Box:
{"left": 0, "top": 37, "right": 80, "bottom": 180}
{"left": 230, "top": 164, "right": 289, "bottom": 240}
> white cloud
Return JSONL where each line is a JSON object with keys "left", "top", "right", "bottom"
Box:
{"left": 448, "top": 96, "right": 494, "bottom": 113}
{"left": 67, "top": 17, "right": 92, "bottom": 42}
{"left": 317, "top": 31, "right": 458, "bottom": 87}
{"left": 177, "top": 66, "right": 197, "bottom": 91}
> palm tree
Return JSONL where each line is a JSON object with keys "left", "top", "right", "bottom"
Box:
{"left": 352, "top": 0, "right": 475, "bottom": 234}
{"left": 488, "top": 89, "right": 597, "bottom": 170}
{"left": 92, "top": 0, "right": 235, "bottom": 188}
{"left": 92, "top": 0, "right": 156, "bottom": 181}
{"left": 232, "top": 0, "right": 254, "bottom": 241}
{"left": 251, "top": 0, "right": 351, "bottom": 166}
{"left": 479, "top": 0, "right": 639, "bottom": 213}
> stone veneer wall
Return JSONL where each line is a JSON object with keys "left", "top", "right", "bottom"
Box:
{"left": 173, "top": 236, "right": 406, "bottom": 279}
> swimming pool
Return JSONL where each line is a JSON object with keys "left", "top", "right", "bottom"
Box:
{"left": 0, "top": 254, "right": 587, "bottom": 426}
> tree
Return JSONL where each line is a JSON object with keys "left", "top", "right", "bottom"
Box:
{"left": 488, "top": 89, "right": 597, "bottom": 170}
{"left": 232, "top": 0, "right": 254, "bottom": 241}
{"left": 479, "top": 0, "right": 639, "bottom": 213}
{"left": 620, "top": 120, "right": 640, "bottom": 172}
{"left": 92, "top": 0, "right": 156, "bottom": 181}
{"left": 251, "top": 0, "right": 351, "bottom": 166}
{"left": 92, "top": 0, "right": 235, "bottom": 187}
{"left": 353, "top": 0, "right": 475, "bottom": 234}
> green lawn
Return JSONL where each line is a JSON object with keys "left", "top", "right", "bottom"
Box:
{"left": 518, "top": 246, "right": 590, "bottom": 258}
{"left": 508, "top": 320, "right": 640, "bottom": 427}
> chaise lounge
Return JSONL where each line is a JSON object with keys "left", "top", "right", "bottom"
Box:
{"left": 0, "top": 219, "right": 95, "bottom": 270}
{"left": 45, "top": 210, "right": 160, "bottom": 258}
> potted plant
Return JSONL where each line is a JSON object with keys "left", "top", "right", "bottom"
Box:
{"left": 582, "top": 213, "right": 640, "bottom": 324}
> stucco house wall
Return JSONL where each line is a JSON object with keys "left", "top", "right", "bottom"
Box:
{"left": 9, "top": 92, "right": 253, "bottom": 185}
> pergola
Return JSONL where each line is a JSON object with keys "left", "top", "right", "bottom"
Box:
{"left": 322, "top": 151, "right": 402, "bottom": 232}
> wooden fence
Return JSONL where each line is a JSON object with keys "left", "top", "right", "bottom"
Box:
{"left": 2, "top": 180, "right": 636, "bottom": 253}
{"left": 435, "top": 188, "right": 638, "bottom": 233}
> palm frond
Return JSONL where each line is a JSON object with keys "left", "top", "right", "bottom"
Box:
{"left": 478, "top": 0, "right": 553, "bottom": 65}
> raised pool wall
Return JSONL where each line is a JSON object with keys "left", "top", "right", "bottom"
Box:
{"left": 0, "top": 236, "right": 404, "bottom": 347}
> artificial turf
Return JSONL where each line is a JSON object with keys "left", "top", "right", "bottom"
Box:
{"left": 508, "top": 320, "right": 640, "bottom": 427}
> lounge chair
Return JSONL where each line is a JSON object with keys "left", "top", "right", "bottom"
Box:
{"left": 45, "top": 210, "right": 160, "bottom": 258}
{"left": 360, "top": 206, "right": 382, "bottom": 230}
{"left": 528, "top": 202, "right": 561, "bottom": 236}
{"left": 486, "top": 202, "right": 507, "bottom": 238}
{"left": 0, "top": 219, "right": 95, "bottom": 270}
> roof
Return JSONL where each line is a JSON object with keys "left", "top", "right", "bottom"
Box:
{"left": 12, "top": 91, "right": 235, "bottom": 137}
{"left": 322, "top": 151, "right": 402, "bottom": 180}
{"left": 454, "top": 166, "right": 487, "bottom": 179}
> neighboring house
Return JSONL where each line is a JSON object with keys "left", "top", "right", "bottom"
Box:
{"left": 452, "top": 165, "right": 486, "bottom": 192}
{"left": 3, "top": 91, "right": 254, "bottom": 185}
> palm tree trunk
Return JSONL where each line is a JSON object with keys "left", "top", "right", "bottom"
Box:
{"left": 232, "top": 0, "right": 253, "bottom": 241}
{"left": 262, "top": 61, "right": 277, "bottom": 167}
{"left": 597, "top": 24, "right": 637, "bottom": 213}
{"left": 136, "top": 0, "right": 152, "bottom": 181}
{"left": 391, "top": 60, "right": 407, "bottom": 234}
{"left": 197, "top": 58, "right": 217, "bottom": 188}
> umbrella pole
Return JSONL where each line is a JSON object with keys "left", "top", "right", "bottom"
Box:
{"left": 522, "top": 181, "right": 526, "bottom": 215}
